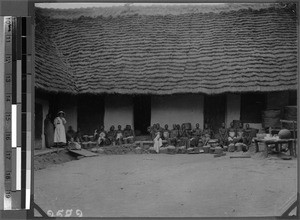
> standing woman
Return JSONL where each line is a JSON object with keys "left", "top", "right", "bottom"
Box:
{"left": 54, "top": 111, "right": 67, "bottom": 147}
{"left": 44, "top": 113, "right": 54, "bottom": 148}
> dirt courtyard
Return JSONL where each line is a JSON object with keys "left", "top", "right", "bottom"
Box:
{"left": 34, "top": 153, "right": 297, "bottom": 217}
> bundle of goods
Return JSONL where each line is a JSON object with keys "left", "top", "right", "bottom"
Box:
{"left": 183, "top": 122, "right": 192, "bottom": 130}
{"left": 214, "top": 146, "right": 223, "bottom": 154}
{"left": 262, "top": 109, "right": 281, "bottom": 128}
{"left": 228, "top": 144, "right": 235, "bottom": 152}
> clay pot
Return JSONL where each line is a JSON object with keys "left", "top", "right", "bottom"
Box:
{"left": 278, "top": 129, "right": 292, "bottom": 139}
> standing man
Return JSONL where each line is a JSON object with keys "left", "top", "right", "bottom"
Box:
{"left": 54, "top": 111, "right": 67, "bottom": 147}
{"left": 44, "top": 113, "right": 54, "bottom": 148}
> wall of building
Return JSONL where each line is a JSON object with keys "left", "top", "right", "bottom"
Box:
{"left": 62, "top": 96, "right": 78, "bottom": 131}
{"left": 225, "top": 93, "right": 241, "bottom": 126}
{"left": 35, "top": 98, "right": 49, "bottom": 149}
{"left": 151, "top": 94, "right": 204, "bottom": 129}
{"left": 104, "top": 95, "right": 134, "bottom": 129}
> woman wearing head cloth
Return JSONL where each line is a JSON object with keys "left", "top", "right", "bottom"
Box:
{"left": 54, "top": 111, "right": 67, "bottom": 147}
{"left": 44, "top": 113, "right": 54, "bottom": 148}
{"left": 153, "top": 132, "right": 162, "bottom": 153}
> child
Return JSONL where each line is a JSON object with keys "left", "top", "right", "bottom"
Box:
{"left": 68, "top": 137, "right": 81, "bottom": 150}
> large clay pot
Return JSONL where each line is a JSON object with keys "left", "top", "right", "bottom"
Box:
{"left": 278, "top": 129, "right": 292, "bottom": 139}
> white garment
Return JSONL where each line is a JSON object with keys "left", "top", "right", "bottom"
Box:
{"left": 153, "top": 134, "right": 162, "bottom": 153}
{"left": 54, "top": 117, "right": 67, "bottom": 143}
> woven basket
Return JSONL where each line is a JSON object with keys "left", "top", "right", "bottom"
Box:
{"left": 263, "top": 109, "right": 281, "bottom": 118}
{"left": 214, "top": 147, "right": 223, "bottom": 154}
{"left": 262, "top": 117, "right": 280, "bottom": 128}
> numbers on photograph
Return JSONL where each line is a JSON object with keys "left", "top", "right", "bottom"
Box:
{"left": 47, "top": 209, "right": 82, "bottom": 217}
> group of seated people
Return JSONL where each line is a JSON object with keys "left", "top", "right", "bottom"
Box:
{"left": 94, "top": 125, "right": 135, "bottom": 146}
{"left": 66, "top": 125, "right": 135, "bottom": 147}
{"left": 65, "top": 121, "right": 256, "bottom": 150}
{"left": 148, "top": 121, "right": 256, "bottom": 150}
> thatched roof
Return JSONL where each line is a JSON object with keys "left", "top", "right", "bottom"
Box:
{"left": 35, "top": 5, "right": 297, "bottom": 95}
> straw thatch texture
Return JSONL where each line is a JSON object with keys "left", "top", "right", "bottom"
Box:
{"left": 35, "top": 7, "right": 297, "bottom": 95}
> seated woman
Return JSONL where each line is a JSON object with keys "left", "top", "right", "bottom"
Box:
{"left": 74, "top": 128, "right": 83, "bottom": 143}
{"left": 123, "top": 125, "right": 135, "bottom": 144}
{"left": 156, "top": 123, "right": 164, "bottom": 134}
{"left": 116, "top": 125, "right": 124, "bottom": 145}
{"left": 162, "top": 124, "right": 170, "bottom": 145}
{"left": 169, "top": 124, "right": 179, "bottom": 146}
{"left": 202, "top": 123, "right": 213, "bottom": 145}
{"left": 149, "top": 124, "right": 157, "bottom": 140}
{"left": 227, "top": 122, "right": 237, "bottom": 144}
{"left": 235, "top": 122, "right": 244, "bottom": 143}
{"left": 216, "top": 122, "right": 228, "bottom": 147}
{"left": 190, "top": 123, "right": 202, "bottom": 147}
{"left": 96, "top": 125, "right": 109, "bottom": 146}
{"left": 242, "top": 123, "right": 254, "bottom": 146}
{"left": 107, "top": 125, "right": 117, "bottom": 145}
{"left": 178, "top": 124, "right": 190, "bottom": 148}
{"left": 66, "top": 126, "right": 76, "bottom": 142}
{"left": 67, "top": 137, "right": 81, "bottom": 150}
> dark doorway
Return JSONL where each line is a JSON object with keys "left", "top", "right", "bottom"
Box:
{"left": 204, "top": 95, "right": 226, "bottom": 134}
{"left": 77, "top": 95, "right": 105, "bottom": 135}
{"left": 241, "top": 93, "right": 266, "bottom": 123}
{"left": 35, "top": 103, "right": 43, "bottom": 149}
{"left": 133, "top": 95, "right": 151, "bottom": 135}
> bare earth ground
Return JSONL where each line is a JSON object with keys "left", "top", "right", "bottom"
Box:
{"left": 34, "top": 153, "right": 297, "bottom": 217}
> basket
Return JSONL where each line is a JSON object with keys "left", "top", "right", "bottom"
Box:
{"left": 203, "top": 145, "right": 210, "bottom": 153}
{"left": 262, "top": 117, "right": 280, "bottom": 128}
{"left": 262, "top": 109, "right": 281, "bottom": 118}
{"left": 214, "top": 147, "right": 223, "bottom": 154}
